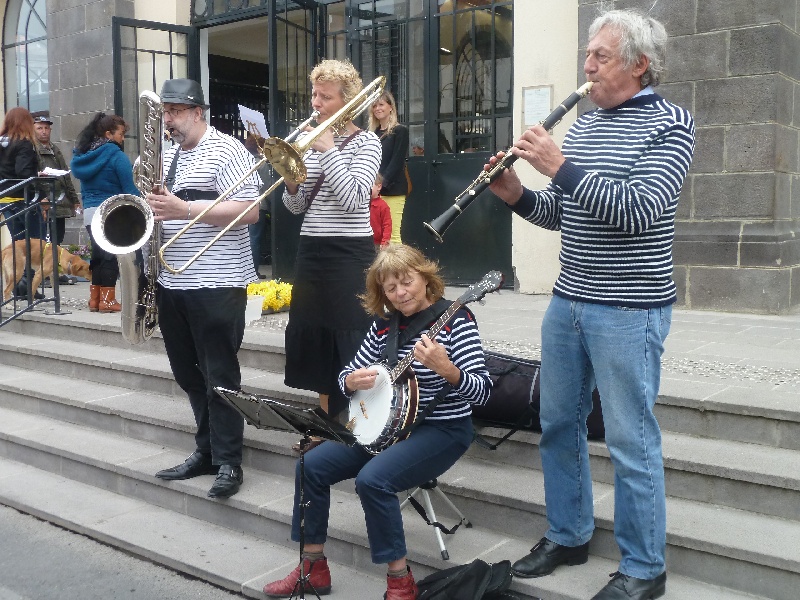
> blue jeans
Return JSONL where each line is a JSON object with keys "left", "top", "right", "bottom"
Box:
{"left": 291, "top": 417, "right": 473, "bottom": 564}
{"left": 540, "top": 295, "right": 671, "bottom": 579}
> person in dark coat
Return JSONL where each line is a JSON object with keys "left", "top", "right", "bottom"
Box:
{"left": 0, "top": 107, "right": 46, "bottom": 299}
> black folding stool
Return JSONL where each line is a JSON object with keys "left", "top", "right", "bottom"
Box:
{"left": 400, "top": 478, "right": 471, "bottom": 560}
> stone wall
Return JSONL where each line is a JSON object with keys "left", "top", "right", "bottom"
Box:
{"left": 47, "top": 0, "right": 136, "bottom": 245}
{"left": 579, "top": 0, "right": 800, "bottom": 313}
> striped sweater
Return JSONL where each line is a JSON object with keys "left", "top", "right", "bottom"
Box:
{"left": 159, "top": 126, "right": 261, "bottom": 290}
{"left": 339, "top": 307, "right": 492, "bottom": 421}
{"left": 282, "top": 130, "right": 381, "bottom": 237}
{"left": 511, "top": 93, "right": 695, "bottom": 308}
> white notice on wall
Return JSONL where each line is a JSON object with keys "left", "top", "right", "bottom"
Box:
{"left": 523, "top": 86, "right": 552, "bottom": 127}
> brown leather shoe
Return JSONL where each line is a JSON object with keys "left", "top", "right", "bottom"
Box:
{"left": 263, "top": 557, "right": 332, "bottom": 597}
{"left": 98, "top": 286, "right": 121, "bottom": 312}
{"left": 385, "top": 566, "right": 418, "bottom": 600}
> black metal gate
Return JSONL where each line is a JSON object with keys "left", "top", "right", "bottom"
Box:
{"left": 342, "top": 0, "right": 514, "bottom": 285}
{"left": 112, "top": 18, "right": 200, "bottom": 158}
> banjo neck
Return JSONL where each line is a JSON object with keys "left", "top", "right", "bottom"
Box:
{"left": 388, "top": 299, "right": 464, "bottom": 382}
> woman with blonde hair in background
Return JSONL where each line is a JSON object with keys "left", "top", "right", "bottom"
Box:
{"left": 369, "top": 90, "right": 409, "bottom": 244}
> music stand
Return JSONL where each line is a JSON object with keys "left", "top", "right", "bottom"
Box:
{"left": 215, "top": 387, "right": 357, "bottom": 600}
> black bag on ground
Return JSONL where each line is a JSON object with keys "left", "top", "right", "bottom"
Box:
{"left": 416, "top": 559, "right": 516, "bottom": 599}
{"left": 471, "top": 351, "right": 605, "bottom": 448}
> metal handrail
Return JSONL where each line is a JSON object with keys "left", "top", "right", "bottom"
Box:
{"left": 0, "top": 177, "right": 71, "bottom": 325}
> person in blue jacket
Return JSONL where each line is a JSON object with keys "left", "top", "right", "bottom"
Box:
{"left": 71, "top": 113, "right": 139, "bottom": 313}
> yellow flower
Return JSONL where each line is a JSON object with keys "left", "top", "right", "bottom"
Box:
{"left": 247, "top": 279, "right": 293, "bottom": 311}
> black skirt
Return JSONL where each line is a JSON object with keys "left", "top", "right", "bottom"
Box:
{"left": 284, "top": 236, "right": 374, "bottom": 416}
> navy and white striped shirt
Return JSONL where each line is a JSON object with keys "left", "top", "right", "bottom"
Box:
{"left": 159, "top": 126, "right": 261, "bottom": 290}
{"left": 339, "top": 307, "right": 492, "bottom": 421}
{"left": 282, "top": 130, "right": 381, "bottom": 237}
{"left": 511, "top": 93, "right": 695, "bottom": 308}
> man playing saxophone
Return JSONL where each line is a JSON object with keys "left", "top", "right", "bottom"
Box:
{"left": 148, "top": 78, "right": 261, "bottom": 499}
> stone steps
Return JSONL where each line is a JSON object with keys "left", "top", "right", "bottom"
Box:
{"left": 1, "top": 331, "right": 798, "bottom": 523}
{"left": 0, "top": 403, "right": 771, "bottom": 600}
{"left": 0, "top": 310, "right": 796, "bottom": 598}
{"left": 0, "top": 455, "right": 387, "bottom": 599}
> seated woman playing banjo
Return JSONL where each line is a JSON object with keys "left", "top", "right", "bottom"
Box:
{"left": 263, "top": 244, "right": 492, "bottom": 600}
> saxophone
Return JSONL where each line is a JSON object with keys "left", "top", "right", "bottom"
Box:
{"left": 90, "top": 91, "right": 164, "bottom": 344}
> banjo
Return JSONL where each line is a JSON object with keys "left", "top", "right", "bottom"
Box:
{"left": 347, "top": 271, "right": 503, "bottom": 455}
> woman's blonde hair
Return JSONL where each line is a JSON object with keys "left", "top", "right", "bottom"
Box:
{"left": 310, "top": 59, "right": 363, "bottom": 104}
{"left": 361, "top": 245, "right": 445, "bottom": 317}
{"left": 368, "top": 90, "right": 399, "bottom": 137}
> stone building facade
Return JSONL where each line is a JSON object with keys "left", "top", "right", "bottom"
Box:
{"left": 605, "top": 0, "right": 800, "bottom": 313}
{"left": 22, "top": 0, "right": 800, "bottom": 313}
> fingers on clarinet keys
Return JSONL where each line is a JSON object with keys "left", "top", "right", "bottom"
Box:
{"left": 511, "top": 537, "right": 589, "bottom": 578}
{"left": 154, "top": 451, "right": 218, "bottom": 480}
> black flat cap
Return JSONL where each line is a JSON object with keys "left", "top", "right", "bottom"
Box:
{"left": 160, "top": 79, "right": 209, "bottom": 109}
{"left": 31, "top": 111, "right": 53, "bottom": 124}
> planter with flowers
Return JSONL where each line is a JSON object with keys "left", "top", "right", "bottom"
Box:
{"left": 67, "top": 242, "right": 92, "bottom": 261}
{"left": 247, "top": 279, "right": 292, "bottom": 315}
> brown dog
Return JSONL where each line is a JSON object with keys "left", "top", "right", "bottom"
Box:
{"left": 2, "top": 239, "right": 91, "bottom": 300}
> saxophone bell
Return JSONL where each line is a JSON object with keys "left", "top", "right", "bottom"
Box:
{"left": 90, "top": 90, "right": 164, "bottom": 345}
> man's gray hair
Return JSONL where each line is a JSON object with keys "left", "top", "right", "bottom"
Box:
{"left": 588, "top": 9, "right": 668, "bottom": 87}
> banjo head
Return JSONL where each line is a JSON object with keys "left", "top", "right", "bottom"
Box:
{"left": 348, "top": 363, "right": 416, "bottom": 452}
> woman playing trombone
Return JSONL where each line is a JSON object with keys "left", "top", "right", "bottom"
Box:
{"left": 282, "top": 59, "right": 382, "bottom": 449}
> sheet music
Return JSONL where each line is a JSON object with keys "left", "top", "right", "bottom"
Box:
{"left": 238, "top": 105, "right": 269, "bottom": 139}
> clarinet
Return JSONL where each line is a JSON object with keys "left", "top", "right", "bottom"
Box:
{"left": 423, "top": 81, "right": 594, "bottom": 242}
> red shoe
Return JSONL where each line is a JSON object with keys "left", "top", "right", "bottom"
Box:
{"left": 384, "top": 567, "right": 418, "bottom": 600}
{"left": 263, "top": 557, "right": 332, "bottom": 598}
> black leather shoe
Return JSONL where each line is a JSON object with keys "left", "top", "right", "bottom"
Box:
{"left": 511, "top": 537, "right": 590, "bottom": 578}
{"left": 591, "top": 571, "right": 666, "bottom": 600}
{"left": 155, "top": 451, "right": 217, "bottom": 480}
{"left": 207, "top": 465, "right": 243, "bottom": 498}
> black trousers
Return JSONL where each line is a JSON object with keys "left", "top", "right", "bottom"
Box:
{"left": 85, "top": 225, "right": 119, "bottom": 286}
{"left": 157, "top": 285, "right": 246, "bottom": 465}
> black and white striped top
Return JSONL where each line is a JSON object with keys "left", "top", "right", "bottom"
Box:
{"left": 339, "top": 308, "right": 492, "bottom": 421}
{"left": 159, "top": 126, "right": 261, "bottom": 290}
{"left": 282, "top": 130, "right": 381, "bottom": 237}
{"left": 511, "top": 93, "right": 695, "bottom": 308}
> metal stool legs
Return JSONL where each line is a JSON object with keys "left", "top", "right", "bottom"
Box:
{"left": 400, "top": 479, "right": 471, "bottom": 560}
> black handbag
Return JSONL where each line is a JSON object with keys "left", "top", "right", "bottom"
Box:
{"left": 472, "top": 351, "right": 605, "bottom": 449}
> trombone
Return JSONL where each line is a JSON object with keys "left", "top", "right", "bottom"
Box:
{"left": 158, "top": 75, "right": 386, "bottom": 274}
